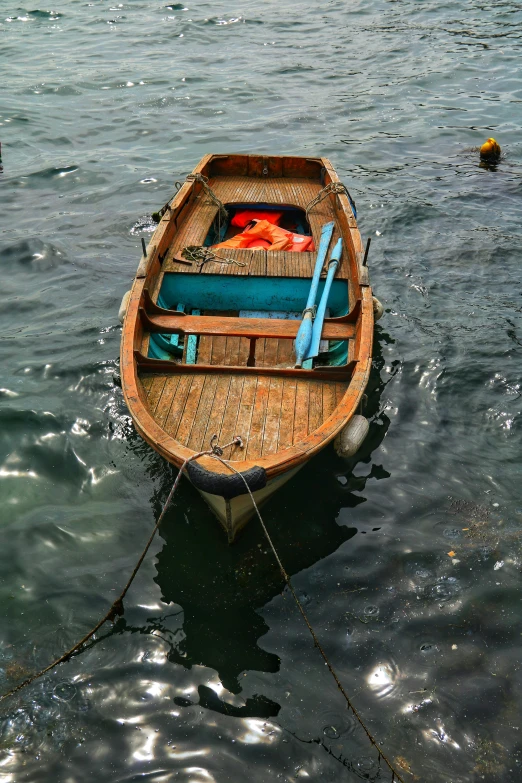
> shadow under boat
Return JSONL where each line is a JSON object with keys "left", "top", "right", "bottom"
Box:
{"left": 119, "top": 325, "right": 391, "bottom": 715}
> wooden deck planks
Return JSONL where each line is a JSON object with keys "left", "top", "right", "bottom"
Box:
{"left": 155, "top": 377, "right": 181, "bottom": 428}
{"left": 163, "top": 375, "right": 193, "bottom": 439}
{"left": 293, "top": 381, "right": 310, "bottom": 444}
{"left": 245, "top": 377, "right": 270, "bottom": 460}
{"left": 308, "top": 382, "right": 324, "bottom": 435}
{"left": 334, "top": 381, "right": 347, "bottom": 407}
{"left": 197, "top": 336, "right": 212, "bottom": 364}
{"left": 277, "top": 379, "right": 297, "bottom": 450}
{"left": 224, "top": 336, "right": 241, "bottom": 366}
{"left": 186, "top": 375, "right": 219, "bottom": 451}
{"left": 146, "top": 375, "right": 167, "bottom": 414}
{"left": 234, "top": 377, "right": 258, "bottom": 456}
{"left": 209, "top": 335, "right": 227, "bottom": 366}
{"left": 217, "top": 374, "right": 245, "bottom": 449}
{"left": 275, "top": 338, "right": 295, "bottom": 368}
{"left": 175, "top": 375, "right": 206, "bottom": 445}
{"left": 143, "top": 371, "right": 344, "bottom": 460}
{"left": 261, "top": 378, "right": 284, "bottom": 456}
{"left": 322, "top": 381, "right": 337, "bottom": 421}
{"left": 201, "top": 375, "right": 233, "bottom": 450}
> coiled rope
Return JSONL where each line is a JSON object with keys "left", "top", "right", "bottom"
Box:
{"left": 181, "top": 245, "right": 246, "bottom": 269}
{"left": 0, "top": 437, "right": 407, "bottom": 782}
{"left": 305, "top": 181, "right": 357, "bottom": 220}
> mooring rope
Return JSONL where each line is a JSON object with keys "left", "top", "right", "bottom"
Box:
{"left": 0, "top": 437, "right": 241, "bottom": 706}
{"left": 0, "top": 436, "right": 407, "bottom": 781}
{"left": 305, "top": 181, "right": 357, "bottom": 220}
{"left": 153, "top": 172, "right": 228, "bottom": 231}
{"left": 207, "top": 454, "right": 406, "bottom": 783}
{"left": 181, "top": 244, "right": 246, "bottom": 269}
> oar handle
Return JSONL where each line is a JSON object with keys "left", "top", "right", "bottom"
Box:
{"left": 304, "top": 221, "right": 335, "bottom": 310}
{"left": 304, "top": 238, "right": 343, "bottom": 361}
{"left": 294, "top": 222, "right": 335, "bottom": 367}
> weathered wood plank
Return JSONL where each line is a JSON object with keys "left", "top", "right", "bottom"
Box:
{"left": 259, "top": 337, "right": 279, "bottom": 368}
{"left": 147, "top": 376, "right": 168, "bottom": 415}
{"left": 262, "top": 378, "right": 284, "bottom": 456}
{"left": 234, "top": 377, "right": 258, "bottom": 455}
{"left": 187, "top": 376, "right": 219, "bottom": 451}
{"left": 308, "top": 381, "right": 323, "bottom": 435}
{"left": 293, "top": 381, "right": 310, "bottom": 443}
{"left": 246, "top": 377, "right": 270, "bottom": 460}
{"left": 155, "top": 376, "right": 181, "bottom": 428}
{"left": 163, "top": 375, "right": 193, "bottom": 439}
{"left": 141, "top": 376, "right": 154, "bottom": 393}
{"left": 142, "top": 310, "right": 356, "bottom": 341}
{"left": 175, "top": 375, "right": 206, "bottom": 445}
{"left": 334, "top": 381, "right": 347, "bottom": 407}
{"left": 202, "top": 375, "right": 232, "bottom": 449}
{"left": 217, "top": 374, "right": 245, "bottom": 448}
{"left": 322, "top": 381, "right": 337, "bottom": 421}
{"left": 277, "top": 379, "right": 297, "bottom": 450}
{"left": 224, "top": 336, "right": 241, "bottom": 366}
{"left": 209, "top": 335, "right": 227, "bottom": 366}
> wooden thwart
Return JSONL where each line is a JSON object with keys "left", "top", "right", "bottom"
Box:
{"left": 139, "top": 308, "right": 356, "bottom": 341}
{"left": 134, "top": 351, "right": 357, "bottom": 382}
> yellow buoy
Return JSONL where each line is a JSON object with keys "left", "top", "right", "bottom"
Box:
{"left": 480, "top": 137, "right": 501, "bottom": 161}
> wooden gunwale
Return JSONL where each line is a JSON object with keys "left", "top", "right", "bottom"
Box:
{"left": 120, "top": 154, "right": 373, "bottom": 480}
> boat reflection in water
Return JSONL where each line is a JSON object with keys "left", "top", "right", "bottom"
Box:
{"left": 128, "top": 327, "right": 390, "bottom": 717}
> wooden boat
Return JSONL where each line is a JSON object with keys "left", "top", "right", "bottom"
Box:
{"left": 120, "top": 153, "right": 374, "bottom": 541}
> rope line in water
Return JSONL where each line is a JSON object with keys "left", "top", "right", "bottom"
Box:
{"left": 208, "top": 453, "right": 406, "bottom": 783}
{"left": 0, "top": 436, "right": 408, "bottom": 782}
{"left": 0, "top": 438, "right": 239, "bottom": 705}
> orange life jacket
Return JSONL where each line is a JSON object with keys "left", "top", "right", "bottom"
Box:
{"left": 214, "top": 219, "right": 315, "bottom": 253}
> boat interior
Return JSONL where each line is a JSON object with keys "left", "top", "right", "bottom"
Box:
{"left": 128, "top": 154, "right": 370, "bottom": 465}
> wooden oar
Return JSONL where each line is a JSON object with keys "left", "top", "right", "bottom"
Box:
{"left": 304, "top": 238, "right": 343, "bottom": 361}
{"left": 294, "top": 221, "right": 334, "bottom": 368}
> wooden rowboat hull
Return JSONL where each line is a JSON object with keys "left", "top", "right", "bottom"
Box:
{"left": 194, "top": 465, "right": 303, "bottom": 542}
{"left": 120, "top": 153, "right": 374, "bottom": 541}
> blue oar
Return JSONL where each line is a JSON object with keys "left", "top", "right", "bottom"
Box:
{"left": 294, "top": 221, "right": 334, "bottom": 368}
{"left": 304, "top": 238, "right": 342, "bottom": 361}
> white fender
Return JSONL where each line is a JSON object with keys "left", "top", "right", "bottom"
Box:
{"left": 373, "top": 296, "right": 384, "bottom": 321}
{"left": 118, "top": 290, "right": 132, "bottom": 324}
{"left": 334, "top": 414, "right": 369, "bottom": 458}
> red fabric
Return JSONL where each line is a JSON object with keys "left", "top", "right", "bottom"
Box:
{"left": 231, "top": 210, "right": 283, "bottom": 228}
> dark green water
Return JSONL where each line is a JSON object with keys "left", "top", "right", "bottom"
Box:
{"left": 1, "top": 1, "right": 521, "bottom": 780}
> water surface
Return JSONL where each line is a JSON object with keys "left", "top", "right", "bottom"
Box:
{"left": 1, "top": 1, "right": 521, "bottom": 781}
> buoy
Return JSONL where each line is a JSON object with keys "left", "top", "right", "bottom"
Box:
{"left": 334, "top": 414, "right": 369, "bottom": 458}
{"left": 373, "top": 296, "right": 384, "bottom": 321}
{"left": 118, "top": 290, "right": 131, "bottom": 324}
{"left": 480, "top": 138, "right": 501, "bottom": 162}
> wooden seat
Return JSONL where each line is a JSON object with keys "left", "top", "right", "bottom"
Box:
{"left": 140, "top": 309, "right": 356, "bottom": 342}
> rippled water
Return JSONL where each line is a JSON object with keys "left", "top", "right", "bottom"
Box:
{"left": 1, "top": 1, "right": 521, "bottom": 780}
